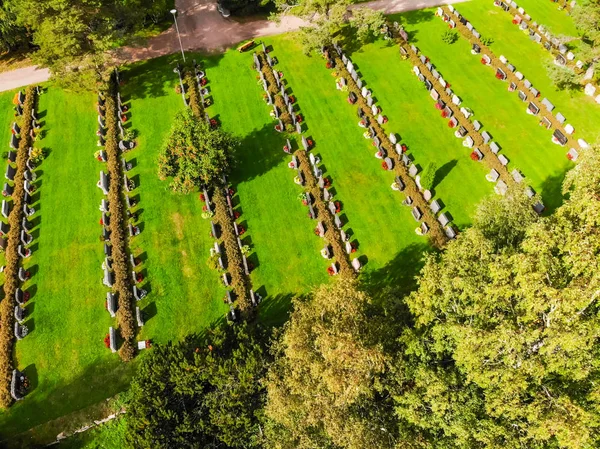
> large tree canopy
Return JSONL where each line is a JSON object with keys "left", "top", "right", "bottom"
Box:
{"left": 7, "top": 0, "right": 170, "bottom": 89}
{"left": 0, "top": 1, "right": 27, "bottom": 53}
{"left": 158, "top": 109, "right": 237, "bottom": 194}
{"left": 125, "top": 321, "right": 269, "bottom": 449}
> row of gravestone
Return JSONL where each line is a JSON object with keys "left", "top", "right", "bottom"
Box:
{"left": 255, "top": 46, "right": 362, "bottom": 273}
{"left": 403, "top": 22, "right": 547, "bottom": 215}
{"left": 9, "top": 90, "right": 40, "bottom": 346}
{"left": 330, "top": 43, "right": 457, "bottom": 241}
{"left": 440, "top": 7, "right": 590, "bottom": 160}
{"left": 96, "top": 69, "right": 147, "bottom": 354}
{"left": 203, "top": 178, "right": 261, "bottom": 322}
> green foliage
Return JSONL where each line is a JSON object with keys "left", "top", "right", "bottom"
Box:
{"left": 419, "top": 161, "right": 437, "bottom": 191}
{"left": 441, "top": 29, "right": 458, "bottom": 44}
{"left": 158, "top": 109, "right": 237, "bottom": 194}
{"left": 572, "top": 0, "right": 600, "bottom": 63}
{"left": 125, "top": 321, "right": 269, "bottom": 449}
{"left": 480, "top": 35, "right": 494, "bottom": 46}
{"left": 546, "top": 61, "right": 580, "bottom": 91}
{"left": 265, "top": 279, "right": 393, "bottom": 449}
{"left": 0, "top": 1, "right": 28, "bottom": 52}
{"left": 220, "top": 0, "right": 271, "bottom": 16}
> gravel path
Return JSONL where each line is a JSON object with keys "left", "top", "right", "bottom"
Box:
{"left": 0, "top": 0, "right": 467, "bottom": 91}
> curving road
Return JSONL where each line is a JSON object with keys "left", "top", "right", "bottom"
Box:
{"left": 0, "top": 0, "right": 467, "bottom": 91}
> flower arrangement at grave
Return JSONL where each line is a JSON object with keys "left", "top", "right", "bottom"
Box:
{"left": 104, "top": 334, "right": 111, "bottom": 348}
{"left": 327, "top": 266, "right": 336, "bottom": 276}
{"left": 381, "top": 160, "right": 389, "bottom": 170}
{"left": 470, "top": 151, "right": 480, "bottom": 161}
{"left": 294, "top": 175, "right": 302, "bottom": 185}
{"left": 201, "top": 210, "right": 214, "bottom": 219}
{"left": 363, "top": 130, "right": 371, "bottom": 139}
{"left": 283, "top": 143, "right": 290, "bottom": 153}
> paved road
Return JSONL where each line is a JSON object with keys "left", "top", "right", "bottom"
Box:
{"left": 0, "top": 0, "right": 466, "bottom": 91}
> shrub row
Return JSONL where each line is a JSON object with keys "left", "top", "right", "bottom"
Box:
{"left": 327, "top": 48, "right": 448, "bottom": 249}
{"left": 0, "top": 86, "right": 36, "bottom": 408}
{"left": 256, "top": 49, "right": 355, "bottom": 276}
{"left": 212, "top": 187, "right": 253, "bottom": 314}
{"left": 104, "top": 73, "right": 137, "bottom": 361}
{"left": 441, "top": 7, "right": 578, "bottom": 149}
{"left": 257, "top": 52, "right": 292, "bottom": 126}
{"left": 183, "top": 69, "right": 205, "bottom": 120}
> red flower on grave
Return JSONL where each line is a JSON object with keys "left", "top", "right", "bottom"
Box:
{"left": 296, "top": 115, "right": 303, "bottom": 123}
{"left": 302, "top": 199, "right": 308, "bottom": 206}
{"left": 201, "top": 78, "right": 208, "bottom": 86}
{"left": 283, "top": 145, "right": 290, "bottom": 153}
{"left": 381, "top": 161, "right": 389, "bottom": 170}
{"left": 24, "top": 292, "right": 30, "bottom": 302}
{"left": 239, "top": 226, "right": 246, "bottom": 235}
{"left": 233, "top": 211, "right": 241, "bottom": 219}
{"left": 335, "top": 201, "right": 341, "bottom": 213}
{"left": 99, "top": 219, "right": 104, "bottom": 225}
{"left": 567, "top": 153, "right": 574, "bottom": 160}
{"left": 327, "top": 266, "right": 335, "bottom": 276}
{"left": 323, "top": 178, "right": 331, "bottom": 188}
{"left": 97, "top": 156, "right": 103, "bottom": 161}
{"left": 137, "top": 273, "right": 144, "bottom": 283}
{"left": 372, "top": 141, "right": 377, "bottom": 147}
{"left": 199, "top": 193, "right": 206, "bottom": 202}
{"left": 382, "top": 116, "right": 388, "bottom": 123}
{"left": 279, "top": 72, "right": 284, "bottom": 78}
{"left": 448, "top": 121, "right": 455, "bottom": 128}
{"left": 401, "top": 144, "right": 408, "bottom": 152}
{"left": 122, "top": 105, "right": 129, "bottom": 112}
{"left": 121, "top": 115, "right": 127, "bottom": 122}
{"left": 470, "top": 151, "right": 480, "bottom": 161}
{"left": 314, "top": 227, "right": 321, "bottom": 236}
{"left": 441, "top": 111, "right": 448, "bottom": 118}
{"left": 229, "top": 188, "right": 235, "bottom": 196}
{"left": 480, "top": 58, "right": 487, "bottom": 65}
{"left": 104, "top": 334, "right": 111, "bottom": 348}
{"left": 326, "top": 62, "right": 332, "bottom": 69}
{"left": 210, "top": 119, "right": 218, "bottom": 127}
{"left": 289, "top": 96, "right": 296, "bottom": 104}
{"left": 495, "top": 72, "right": 504, "bottom": 80}
{"left": 435, "top": 103, "right": 443, "bottom": 110}
{"left": 512, "top": 19, "right": 518, "bottom": 24}
{"left": 202, "top": 205, "right": 208, "bottom": 212}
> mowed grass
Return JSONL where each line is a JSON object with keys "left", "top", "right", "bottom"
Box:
{"left": 349, "top": 37, "right": 490, "bottom": 229}
{"left": 0, "top": 87, "right": 136, "bottom": 438}
{"left": 260, "top": 34, "right": 431, "bottom": 274}
{"left": 199, "top": 49, "right": 328, "bottom": 321}
{"left": 458, "top": 0, "right": 600, "bottom": 142}
{"left": 394, "top": 8, "right": 573, "bottom": 211}
{"left": 504, "top": 0, "right": 579, "bottom": 37}
{"left": 119, "top": 56, "right": 229, "bottom": 344}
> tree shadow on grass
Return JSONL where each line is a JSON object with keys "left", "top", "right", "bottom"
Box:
{"left": 539, "top": 167, "right": 568, "bottom": 214}
{"left": 119, "top": 51, "right": 225, "bottom": 101}
{"left": 228, "top": 122, "right": 290, "bottom": 185}
{"left": 433, "top": 159, "right": 458, "bottom": 189}
{"left": 359, "top": 242, "right": 432, "bottom": 301}
{"left": 258, "top": 292, "right": 296, "bottom": 328}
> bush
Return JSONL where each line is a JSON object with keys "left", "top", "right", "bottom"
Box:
{"left": 442, "top": 30, "right": 458, "bottom": 44}
{"left": 481, "top": 36, "right": 494, "bottom": 46}
{"left": 420, "top": 162, "right": 437, "bottom": 191}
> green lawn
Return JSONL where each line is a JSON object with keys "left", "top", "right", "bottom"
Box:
{"left": 393, "top": 8, "right": 573, "bottom": 211}
{"left": 505, "top": 0, "right": 579, "bottom": 37}
{"left": 457, "top": 0, "right": 600, "bottom": 143}
{"left": 348, "top": 37, "right": 490, "bottom": 229}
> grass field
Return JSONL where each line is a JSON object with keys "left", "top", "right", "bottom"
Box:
{"left": 505, "top": 0, "right": 579, "bottom": 37}
{"left": 393, "top": 8, "right": 573, "bottom": 211}
{"left": 2, "top": 1, "right": 597, "bottom": 443}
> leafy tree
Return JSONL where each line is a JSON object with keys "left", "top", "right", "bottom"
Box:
{"left": 8, "top": 0, "right": 169, "bottom": 90}
{"left": 273, "top": 0, "right": 384, "bottom": 54}
{"left": 441, "top": 29, "right": 458, "bottom": 44}
{"left": 572, "top": 0, "right": 600, "bottom": 65}
{"left": 221, "top": 0, "right": 271, "bottom": 16}
{"left": 0, "top": 1, "right": 28, "bottom": 53}
{"left": 546, "top": 61, "right": 580, "bottom": 91}
{"left": 125, "top": 321, "right": 269, "bottom": 449}
{"left": 419, "top": 161, "right": 437, "bottom": 191}
{"left": 158, "top": 109, "right": 237, "bottom": 194}
{"left": 390, "top": 150, "right": 600, "bottom": 448}
{"left": 264, "top": 280, "right": 396, "bottom": 449}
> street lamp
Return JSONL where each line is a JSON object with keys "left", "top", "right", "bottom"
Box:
{"left": 170, "top": 9, "right": 186, "bottom": 63}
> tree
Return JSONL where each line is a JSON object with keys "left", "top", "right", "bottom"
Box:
{"left": 273, "top": 0, "right": 384, "bottom": 54}
{"left": 441, "top": 29, "right": 458, "bottom": 44}
{"left": 0, "top": 1, "right": 28, "bottom": 53}
{"left": 158, "top": 109, "right": 237, "bottom": 194}
{"left": 389, "top": 151, "right": 600, "bottom": 448}
{"left": 546, "top": 61, "right": 580, "bottom": 91}
{"left": 571, "top": 0, "right": 600, "bottom": 67}
{"left": 419, "top": 161, "right": 437, "bottom": 191}
{"left": 125, "top": 321, "right": 269, "bottom": 449}
{"left": 264, "top": 280, "right": 395, "bottom": 449}
{"left": 8, "top": 0, "right": 169, "bottom": 90}
{"left": 221, "top": 0, "right": 271, "bottom": 16}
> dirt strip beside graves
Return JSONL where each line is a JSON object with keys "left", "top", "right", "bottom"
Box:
{"left": 255, "top": 49, "right": 357, "bottom": 276}
{"left": 442, "top": 5, "right": 580, "bottom": 151}
{"left": 327, "top": 48, "right": 449, "bottom": 248}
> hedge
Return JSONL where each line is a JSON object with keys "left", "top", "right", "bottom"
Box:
{"left": 0, "top": 86, "right": 36, "bottom": 408}
{"left": 326, "top": 47, "right": 448, "bottom": 249}
{"left": 104, "top": 73, "right": 137, "bottom": 361}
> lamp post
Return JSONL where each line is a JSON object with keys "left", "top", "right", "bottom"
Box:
{"left": 170, "top": 9, "right": 186, "bottom": 63}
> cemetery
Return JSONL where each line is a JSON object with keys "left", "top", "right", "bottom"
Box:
{"left": 0, "top": 0, "right": 598, "bottom": 444}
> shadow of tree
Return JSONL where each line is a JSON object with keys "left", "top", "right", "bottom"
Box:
{"left": 434, "top": 159, "right": 458, "bottom": 189}
{"left": 539, "top": 167, "right": 568, "bottom": 214}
